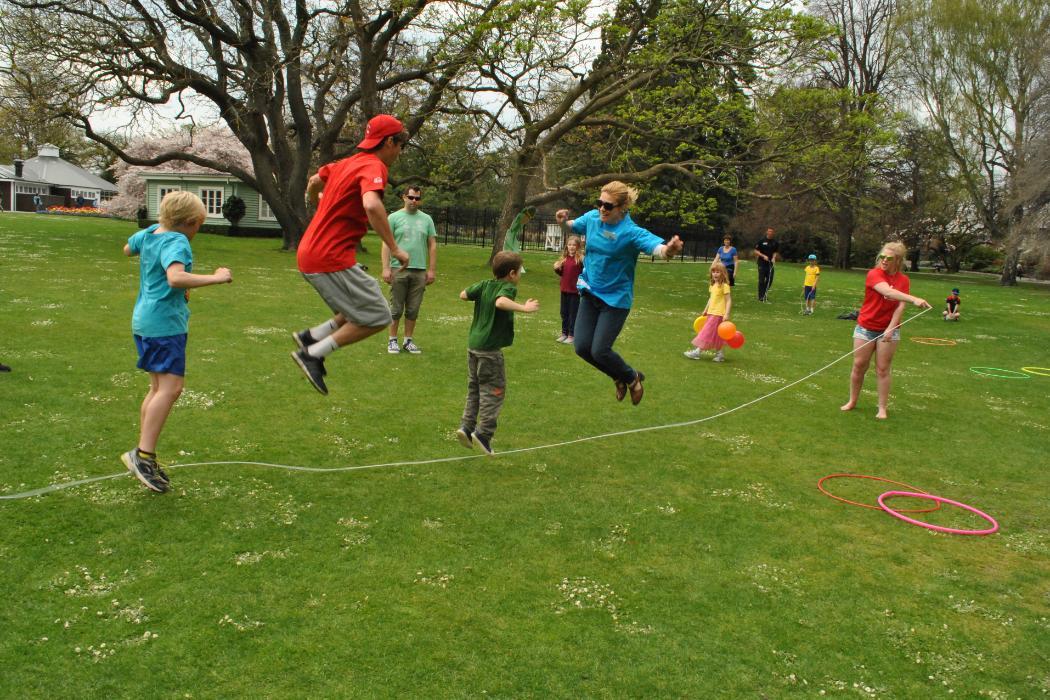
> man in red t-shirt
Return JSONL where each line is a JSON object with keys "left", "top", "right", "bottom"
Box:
{"left": 291, "top": 114, "right": 411, "bottom": 395}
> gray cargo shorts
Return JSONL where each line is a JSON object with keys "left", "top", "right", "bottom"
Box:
{"left": 302, "top": 265, "right": 393, "bottom": 328}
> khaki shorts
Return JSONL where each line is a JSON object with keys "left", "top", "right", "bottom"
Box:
{"left": 302, "top": 266, "right": 392, "bottom": 328}
{"left": 388, "top": 268, "right": 428, "bottom": 321}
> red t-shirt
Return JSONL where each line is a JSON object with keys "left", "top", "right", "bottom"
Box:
{"left": 297, "top": 152, "right": 388, "bottom": 273}
{"left": 558, "top": 255, "right": 583, "bottom": 293}
{"left": 858, "top": 268, "right": 910, "bottom": 331}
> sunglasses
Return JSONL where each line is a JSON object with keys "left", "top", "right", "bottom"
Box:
{"left": 406, "top": 195, "right": 421, "bottom": 201}
{"left": 596, "top": 200, "right": 618, "bottom": 211}
{"left": 877, "top": 254, "right": 896, "bottom": 261}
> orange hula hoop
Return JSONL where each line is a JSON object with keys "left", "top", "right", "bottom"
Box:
{"left": 817, "top": 473, "right": 942, "bottom": 513}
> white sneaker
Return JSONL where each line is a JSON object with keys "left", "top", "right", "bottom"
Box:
{"left": 403, "top": 339, "right": 422, "bottom": 354}
{"left": 683, "top": 348, "right": 702, "bottom": 360}
{"left": 387, "top": 338, "right": 400, "bottom": 354}
{"left": 713, "top": 351, "right": 725, "bottom": 362}
{"left": 556, "top": 334, "right": 567, "bottom": 343}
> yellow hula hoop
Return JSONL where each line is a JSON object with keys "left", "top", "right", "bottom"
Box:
{"left": 1021, "top": 367, "right": 1050, "bottom": 377}
{"left": 910, "top": 337, "right": 957, "bottom": 346}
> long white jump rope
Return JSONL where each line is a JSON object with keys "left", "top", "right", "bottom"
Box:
{"left": 0, "top": 307, "right": 933, "bottom": 501}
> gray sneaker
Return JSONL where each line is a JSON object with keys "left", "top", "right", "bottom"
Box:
{"left": 471, "top": 432, "right": 494, "bottom": 455}
{"left": 387, "top": 338, "right": 400, "bottom": 354}
{"left": 122, "top": 450, "right": 169, "bottom": 493}
{"left": 403, "top": 339, "right": 422, "bottom": 354}
{"left": 456, "top": 427, "right": 474, "bottom": 449}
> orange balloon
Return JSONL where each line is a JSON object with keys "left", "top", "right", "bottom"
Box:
{"left": 727, "top": 331, "right": 745, "bottom": 349}
{"left": 717, "top": 321, "right": 737, "bottom": 340}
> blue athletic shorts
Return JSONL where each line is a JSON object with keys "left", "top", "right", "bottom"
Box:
{"left": 804, "top": 285, "right": 817, "bottom": 300}
{"left": 852, "top": 324, "right": 899, "bottom": 343}
{"left": 135, "top": 333, "right": 187, "bottom": 376}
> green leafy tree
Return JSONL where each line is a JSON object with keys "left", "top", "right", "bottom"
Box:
{"left": 222, "top": 195, "right": 246, "bottom": 233}
{"left": 900, "top": 0, "right": 1050, "bottom": 284}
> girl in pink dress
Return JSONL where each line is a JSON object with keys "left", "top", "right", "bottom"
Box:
{"left": 684, "top": 261, "right": 732, "bottom": 362}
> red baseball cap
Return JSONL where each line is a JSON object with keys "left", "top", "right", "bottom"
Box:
{"left": 357, "top": 114, "right": 405, "bottom": 149}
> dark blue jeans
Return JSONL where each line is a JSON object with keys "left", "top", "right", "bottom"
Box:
{"left": 757, "top": 263, "right": 774, "bottom": 300}
{"left": 573, "top": 291, "right": 636, "bottom": 384}
{"left": 560, "top": 291, "right": 580, "bottom": 335}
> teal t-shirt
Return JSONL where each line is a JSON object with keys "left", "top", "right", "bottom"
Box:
{"left": 127, "top": 225, "right": 194, "bottom": 338}
{"left": 465, "top": 279, "right": 517, "bottom": 350}
{"left": 388, "top": 208, "right": 436, "bottom": 270}
{"left": 571, "top": 209, "right": 664, "bottom": 309}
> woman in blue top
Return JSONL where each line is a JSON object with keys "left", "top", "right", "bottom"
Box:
{"left": 716, "top": 235, "right": 738, "bottom": 286}
{"left": 556, "top": 181, "right": 683, "bottom": 405}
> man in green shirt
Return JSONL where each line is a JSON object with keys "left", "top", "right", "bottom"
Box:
{"left": 381, "top": 186, "right": 438, "bottom": 354}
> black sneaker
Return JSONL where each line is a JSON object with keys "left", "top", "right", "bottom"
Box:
{"left": 291, "top": 350, "right": 328, "bottom": 394}
{"left": 471, "top": 432, "right": 494, "bottom": 455}
{"left": 121, "top": 450, "right": 169, "bottom": 493}
{"left": 456, "top": 427, "right": 474, "bottom": 449}
{"left": 292, "top": 329, "right": 315, "bottom": 351}
{"left": 0, "top": 363, "right": 10, "bottom": 372}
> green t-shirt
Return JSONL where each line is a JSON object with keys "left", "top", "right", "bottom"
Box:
{"left": 388, "top": 208, "right": 436, "bottom": 269}
{"left": 465, "top": 279, "right": 518, "bottom": 350}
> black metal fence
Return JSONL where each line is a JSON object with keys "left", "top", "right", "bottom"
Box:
{"left": 429, "top": 206, "right": 725, "bottom": 262}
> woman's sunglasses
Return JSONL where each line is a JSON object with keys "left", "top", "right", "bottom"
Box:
{"left": 876, "top": 254, "right": 896, "bottom": 261}
{"left": 596, "top": 200, "right": 618, "bottom": 211}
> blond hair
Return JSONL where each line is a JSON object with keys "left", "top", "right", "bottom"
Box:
{"left": 878, "top": 241, "right": 907, "bottom": 273}
{"left": 159, "top": 191, "right": 207, "bottom": 229}
{"left": 601, "top": 181, "right": 639, "bottom": 209}
{"left": 564, "top": 235, "right": 584, "bottom": 265}
{"left": 709, "top": 260, "right": 729, "bottom": 285}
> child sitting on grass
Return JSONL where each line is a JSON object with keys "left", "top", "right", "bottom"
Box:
{"left": 944, "top": 288, "right": 961, "bottom": 321}
{"left": 455, "top": 251, "right": 539, "bottom": 455}
{"left": 121, "top": 191, "right": 232, "bottom": 493}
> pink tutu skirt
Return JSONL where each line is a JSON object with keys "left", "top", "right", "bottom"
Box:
{"left": 692, "top": 314, "right": 725, "bottom": 350}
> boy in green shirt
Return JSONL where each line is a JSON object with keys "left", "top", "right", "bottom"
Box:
{"left": 455, "top": 251, "right": 539, "bottom": 454}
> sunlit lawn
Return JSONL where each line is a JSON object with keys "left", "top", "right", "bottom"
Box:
{"left": 1, "top": 212, "right": 1048, "bottom": 697}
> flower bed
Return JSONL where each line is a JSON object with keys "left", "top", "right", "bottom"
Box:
{"left": 44, "top": 206, "right": 111, "bottom": 217}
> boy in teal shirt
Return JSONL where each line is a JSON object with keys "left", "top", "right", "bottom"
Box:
{"left": 455, "top": 251, "right": 539, "bottom": 454}
{"left": 122, "top": 191, "right": 232, "bottom": 493}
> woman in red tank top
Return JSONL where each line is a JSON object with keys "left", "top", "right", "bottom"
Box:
{"left": 841, "top": 242, "right": 930, "bottom": 420}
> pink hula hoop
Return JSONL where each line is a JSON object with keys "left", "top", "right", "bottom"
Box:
{"left": 877, "top": 491, "right": 999, "bottom": 536}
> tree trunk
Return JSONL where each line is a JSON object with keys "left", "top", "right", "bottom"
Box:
{"left": 490, "top": 158, "right": 537, "bottom": 263}
{"left": 1000, "top": 243, "right": 1021, "bottom": 286}
{"left": 834, "top": 203, "right": 854, "bottom": 269}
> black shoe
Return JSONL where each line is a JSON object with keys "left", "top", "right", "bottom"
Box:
{"left": 121, "top": 450, "right": 169, "bottom": 493}
{"left": 471, "top": 432, "right": 494, "bottom": 455}
{"left": 0, "top": 363, "right": 10, "bottom": 372}
{"left": 292, "top": 329, "right": 315, "bottom": 351}
{"left": 291, "top": 350, "right": 328, "bottom": 395}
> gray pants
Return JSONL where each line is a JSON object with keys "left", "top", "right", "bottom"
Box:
{"left": 460, "top": 349, "right": 505, "bottom": 440}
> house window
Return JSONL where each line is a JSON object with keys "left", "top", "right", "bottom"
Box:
{"left": 15, "top": 184, "right": 47, "bottom": 195}
{"left": 200, "top": 188, "right": 224, "bottom": 217}
{"left": 258, "top": 195, "right": 276, "bottom": 221}
{"left": 158, "top": 186, "right": 181, "bottom": 203}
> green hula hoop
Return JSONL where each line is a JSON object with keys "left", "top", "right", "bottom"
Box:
{"left": 969, "top": 367, "right": 1031, "bottom": 379}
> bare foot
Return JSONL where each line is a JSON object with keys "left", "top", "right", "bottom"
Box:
{"left": 875, "top": 410, "right": 888, "bottom": 420}
{"left": 840, "top": 402, "right": 855, "bottom": 412}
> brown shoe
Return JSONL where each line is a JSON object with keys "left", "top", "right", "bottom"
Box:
{"left": 628, "top": 371, "right": 645, "bottom": 405}
{"left": 615, "top": 380, "right": 628, "bottom": 402}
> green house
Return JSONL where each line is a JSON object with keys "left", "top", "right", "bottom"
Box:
{"left": 140, "top": 172, "right": 282, "bottom": 236}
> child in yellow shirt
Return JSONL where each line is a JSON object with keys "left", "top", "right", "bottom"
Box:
{"left": 803, "top": 254, "right": 820, "bottom": 315}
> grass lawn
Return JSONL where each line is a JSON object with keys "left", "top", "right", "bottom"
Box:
{"left": 1, "top": 212, "right": 1048, "bottom": 697}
